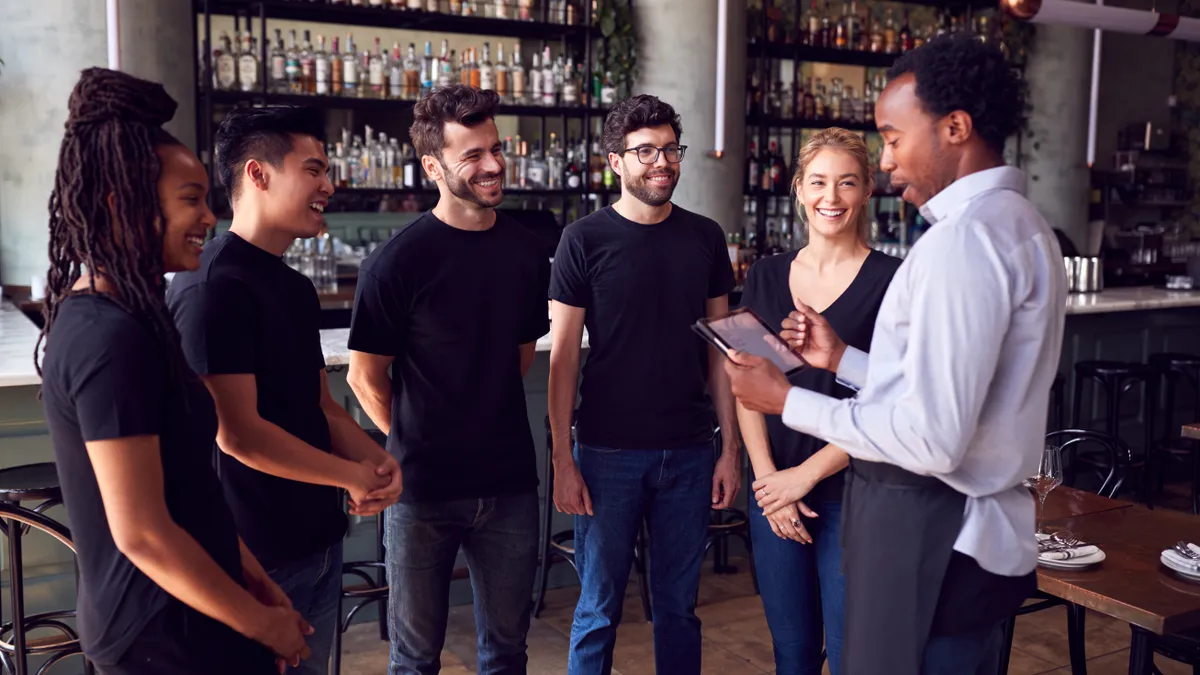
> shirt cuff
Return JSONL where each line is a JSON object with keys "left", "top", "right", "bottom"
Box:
{"left": 781, "top": 386, "right": 832, "bottom": 437}
{"left": 835, "top": 346, "right": 869, "bottom": 391}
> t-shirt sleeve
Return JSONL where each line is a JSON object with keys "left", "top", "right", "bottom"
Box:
{"left": 170, "top": 281, "right": 257, "bottom": 375}
{"left": 74, "top": 322, "right": 167, "bottom": 442}
{"left": 348, "top": 266, "right": 406, "bottom": 357}
{"left": 708, "top": 223, "right": 736, "bottom": 299}
{"left": 521, "top": 254, "right": 552, "bottom": 345}
{"left": 548, "top": 228, "right": 589, "bottom": 308}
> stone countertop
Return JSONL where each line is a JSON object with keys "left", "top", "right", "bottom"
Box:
{"left": 0, "top": 301, "right": 42, "bottom": 387}
{"left": 6, "top": 286, "right": 1200, "bottom": 386}
{"left": 319, "top": 327, "right": 590, "bottom": 367}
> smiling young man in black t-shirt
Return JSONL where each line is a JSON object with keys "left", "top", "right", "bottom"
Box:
{"left": 347, "top": 85, "right": 549, "bottom": 674}
{"left": 547, "top": 95, "right": 739, "bottom": 675}
{"left": 167, "top": 106, "right": 403, "bottom": 675}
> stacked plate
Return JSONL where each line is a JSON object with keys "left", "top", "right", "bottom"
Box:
{"left": 1037, "top": 533, "right": 1107, "bottom": 570}
{"left": 1161, "top": 543, "right": 1200, "bottom": 582}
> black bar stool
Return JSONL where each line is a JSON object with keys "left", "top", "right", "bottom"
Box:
{"left": 1049, "top": 373, "right": 1066, "bottom": 432}
{"left": 700, "top": 428, "right": 757, "bottom": 602}
{"left": 1072, "top": 360, "right": 1158, "bottom": 505}
{"left": 1149, "top": 352, "right": 1200, "bottom": 513}
{"left": 533, "top": 415, "right": 652, "bottom": 622}
{"left": 0, "top": 463, "right": 90, "bottom": 675}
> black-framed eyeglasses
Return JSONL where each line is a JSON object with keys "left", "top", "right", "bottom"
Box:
{"left": 621, "top": 144, "right": 687, "bottom": 165}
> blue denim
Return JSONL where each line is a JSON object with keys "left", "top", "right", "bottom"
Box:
{"left": 384, "top": 493, "right": 539, "bottom": 675}
{"left": 749, "top": 499, "right": 845, "bottom": 675}
{"left": 921, "top": 622, "right": 1004, "bottom": 675}
{"left": 268, "top": 541, "right": 344, "bottom": 675}
{"left": 568, "top": 443, "right": 716, "bottom": 675}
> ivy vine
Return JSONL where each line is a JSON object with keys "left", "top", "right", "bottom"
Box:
{"left": 595, "top": 0, "right": 638, "bottom": 99}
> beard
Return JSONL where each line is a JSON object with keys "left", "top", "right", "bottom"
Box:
{"left": 442, "top": 161, "right": 503, "bottom": 209}
{"left": 622, "top": 166, "right": 678, "bottom": 207}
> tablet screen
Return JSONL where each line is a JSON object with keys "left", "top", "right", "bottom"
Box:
{"left": 702, "top": 309, "right": 807, "bottom": 375}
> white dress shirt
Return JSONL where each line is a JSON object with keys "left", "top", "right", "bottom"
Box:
{"left": 781, "top": 166, "right": 1067, "bottom": 576}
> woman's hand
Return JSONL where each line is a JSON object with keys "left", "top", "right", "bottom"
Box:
{"left": 753, "top": 465, "right": 821, "bottom": 519}
{"left": 764, "top": 502, "right": 812, "bottom": 543}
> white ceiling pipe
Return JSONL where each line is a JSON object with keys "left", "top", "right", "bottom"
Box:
{"left": 107, "top": 0, "right": 121, "bottom": 70}
{"left": 1001, "top": 0, "right": 1200, "bottom": 42}
{"left": 708, "top": 0, "right": 728, "bottom": 159}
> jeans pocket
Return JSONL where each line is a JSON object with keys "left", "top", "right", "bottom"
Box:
{"left": 579, "top": 443, "right": 623, "bottom": 455}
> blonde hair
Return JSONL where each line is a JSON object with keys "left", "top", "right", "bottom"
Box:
{"left": 792, "top": 127, "right": 874, "bottom": 243}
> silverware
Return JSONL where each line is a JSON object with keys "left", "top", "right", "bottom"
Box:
{"left": 1039, "top": 531, "right": 1081, "bottom": 553}
{"left": 1175, "top": 541, "right": 1200, "bottom": 560}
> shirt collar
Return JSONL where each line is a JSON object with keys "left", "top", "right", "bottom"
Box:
{"left": 917, "top": 166, "right": 1028, "bottom": 225}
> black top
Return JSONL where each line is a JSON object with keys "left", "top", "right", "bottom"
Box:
{"left": 348, "top": 212, "right": 550, "bottom": 503}
{"left": 738, "top": 249, "right": 901, "bottom": 503}
{"left": 167, "top": 232, "right": 347, "bottom": 569}
{"left": 40, "top": 294, "right": 243, "bottom": 666}
{"left": 549, "top": 205, "right": 736, "bottom": 449}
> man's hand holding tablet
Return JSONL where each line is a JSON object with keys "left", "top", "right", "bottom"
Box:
{"left": 692, "top": 308, "right": 808, "bottom": 376}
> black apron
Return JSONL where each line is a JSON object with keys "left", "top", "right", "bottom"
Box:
{"left": 840, "top": 459, "right": 1036, "bottom": 675}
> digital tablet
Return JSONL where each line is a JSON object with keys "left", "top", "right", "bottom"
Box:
{"left": 692, "top": 307, "right": 808, "bottom": 376}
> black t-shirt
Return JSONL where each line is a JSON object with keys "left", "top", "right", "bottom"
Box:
{"left": 348, "top": 212, "right": 550, "bottom": 503}
{"left": 549, "top": 205, "right": 736, "bottom": 449}
{"left": 167, "top": 232, "right": 347, "bottom": 569}
{"left": 40, "top": 294, "right": 243, "bottom": 666}
{"left": 738, "top": 249, "right": 900, "bottom": 503}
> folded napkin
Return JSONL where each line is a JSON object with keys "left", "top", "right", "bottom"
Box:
{"left": 1040, "top": 545, "right": 1099, "bottom": 561}
{"left": 1162, "top": 543, "right": 1200, "bottom": 571}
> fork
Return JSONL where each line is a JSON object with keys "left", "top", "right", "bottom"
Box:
{"left": 1174, "top": 541, "right": 1200, "bottom": 560}
{"left": 1039, "top": 531, "right": 1081, "bottom": 553}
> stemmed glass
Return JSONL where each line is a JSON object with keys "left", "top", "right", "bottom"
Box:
{"left": 1023, "top": 444, "right": 1064, "bottom": 534}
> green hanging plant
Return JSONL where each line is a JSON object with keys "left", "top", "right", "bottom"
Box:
{"left": 595, "top": 0, "right": 638, "bottom": 99}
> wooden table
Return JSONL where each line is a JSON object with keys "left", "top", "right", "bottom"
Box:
{"left": 1038, "top": 492, "right": 1200, "bottom": 673}
{"left": 1041, "top": 486, "right": 1131, "bottom": 522}
{"left": 1183, "top": 423, "right": 1200, "bottom": 440}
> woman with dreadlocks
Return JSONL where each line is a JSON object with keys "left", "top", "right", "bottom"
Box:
{"left": 37, "top": 68, "right": 312, "bottom": 674}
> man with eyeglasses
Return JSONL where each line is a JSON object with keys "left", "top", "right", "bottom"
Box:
{"left": 548, "top": 94, "right": 740, "bottom": 675}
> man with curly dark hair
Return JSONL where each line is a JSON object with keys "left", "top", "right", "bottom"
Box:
{"left": 724, "top": 36, "right": 1067, "bottom": 675}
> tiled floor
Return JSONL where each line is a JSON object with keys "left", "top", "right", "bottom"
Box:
{"left": 337, "top": 554, "right": 1197, "bottom": 674}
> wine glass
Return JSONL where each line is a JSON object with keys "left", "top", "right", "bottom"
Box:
{"left": 1023, "top": 444, "right": 1064, "bottom": 533}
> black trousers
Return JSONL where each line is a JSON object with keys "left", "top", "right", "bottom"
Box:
{"left": 100, "top": 600, "right": 275, "bottom": 675}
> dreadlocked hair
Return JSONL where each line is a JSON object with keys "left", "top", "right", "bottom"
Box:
{"left": 37, "top": 67, "right": 191, "bottom": 387}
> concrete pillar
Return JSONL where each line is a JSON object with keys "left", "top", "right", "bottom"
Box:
{"left": 1023, "top": 21, "right": 1092, "bottom": 251}
{"left": 633, "top": 0, "right": 746, "bottom": 234}
{"left": 0, "top": 0, "right": 194, "bottom": 287}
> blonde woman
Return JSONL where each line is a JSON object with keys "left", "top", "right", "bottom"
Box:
{"left": 737, "top": 128, "right": 901, "bottom": 675}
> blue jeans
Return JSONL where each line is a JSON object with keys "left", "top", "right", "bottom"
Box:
{"left": 384, "top": 493, "right": 539, "bottom": 675}
{"left": 568, "top": 443, "right": 715, "bottom": 675}
{"left": 268, "top": 541, "right": 344, "bottom": 675}
{"left": 922, "top": 622, "right": 1004, "bottom": 674}
{"left": 749, "top": 499, "right": 845, "bottom": 675}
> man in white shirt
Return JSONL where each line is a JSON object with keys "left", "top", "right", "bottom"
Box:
{"left": 725, "top": 36, "right": 1066, "bottom": 675}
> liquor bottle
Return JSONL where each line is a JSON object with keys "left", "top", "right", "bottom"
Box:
{"left": 421, "top": 41, "right": 435, "bottom": 94}
{"left": 528, "top": 141, "right": 548, "bottom": 188}
{"left": 870, "top": 17, "right": 884, "bottom": 53}
{"left": 759, "top": 142, "right": 771, "bottom": 192}
{"left": 402, "top": 143, "right": 420, "bottom": 188}
{"left": 331, "top": 141, "right": 347, "bottom": 189}
{"left": 602, "top": 154, "right": 616, "bottom": 190}
{"left": 589, "top": 140, "right": 605, "bottom": 190}
{"left": 813, "top": 77, "right": 827, "bottom": 120}
{"left": 403, "top": 43, "right": 420, "bottom": 98}
{"left": 511, "top": 48, "right": 527, "bottom": 103}
{"left": 365, "top": 38, "right": 384, "bottom": 98}
{"left": 835, "top": 5, "right": 848, "bottom": 49}
{"left": 517, "top": 140, "right": 530, "bottom": 189}
{"left": 238, "top": 33, "right": 259, "bottom": 92}
{"left": 805, "top": 0, "right": 819, "bottom": 47}
{"left": 503, "top": 137, "right": 518, "bottom": 188}
{"left": 847, "top": 0, "right": 860, "bottom": 50}
{"left": 566, "top": 142, "right": 583, "bottom": 189}
{"left": 480, "top": 43, "right": 495, "bottom": 91}
{"left": 561, "top": 56, "right": 578, "bottom": 106}
{"left": 470, "top": 48, "right": 483, "bottom": 88}
{"left": 747, "top": 141, "right": 759, "bottom": 192}
{"left": 388, "top": 44, "right": 404, "bottom": 99}
{"left": 863, "top": 81, "right": 874, "bottom": 123}
{"left": 314, "top": 35, "right": 331, "bottom": 95}
{"left": 269, "top": 30, "right": 287, "bottom": 93}
{"left": 541, "top": 47, "right": 555, "bottom": 106}
{"left": 299, "top": 31, "right": 316, "bottom": 94}
{"left": 213, "top": 33, "right": 235, "bottom": 91}
{"left": 494, "top": 44, "right": 509, "bottom": 99}
{"left": 547, "top": 134, "right": 564, "bottom": 189}
{"left": 458, "top": 50, "right": 469, "bottom": 86}
{"left": 427, "top": 0, "right": 439, "bottom": 10}
{"left": 856, "top": 5, "right": 871, "bottom": 51}
{"left": 829, "top": 77, "right": 843, "bottom": 121}
{"left": 495, "top": 0, "right": 509, "bottom": 18}
{"left": 449, "top": 0, "right": 461, "bottom": 12}
{"left": 529, "top": 53, "right": 542, "bottom": 104}
{"left": 331, "top": 36, "right": 343, "bottom": 95}
{"left": 884, "top": 9, "right": 898, "bottom": 53}
{"left": 770, "top": 141, "right": 787, "bottom": 195}
{"left": 342, "top": 34, "right": 358, "bottom": 96}
{"left": 285, "top": 30, "right": 301, "bottom": 94}
{"left": 407, "top": 0, "right": 422, "bottom": 9}
{"left": 900, "top": 11, "right": 914, "bottom": 52}
{"left": 802, "top": 77, "right": 816, "bottom": 119}
{"left": 598, "top": 70, "right": 616, "bottom": 107}
{"left": 819, "top": 2, "right": 832, "bottom": 48}
{"left": 518, "top": 0, "right": 533, "bottom": 20}
{"left": 437, "top": 40, "right": 453, "bottom": 88}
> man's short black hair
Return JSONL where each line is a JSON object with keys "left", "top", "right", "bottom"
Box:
{"left": 215, "top": 106, "right": 326, "bottom": 201}
{"left": 601, "top": 95, "right": 682, "bottom": 156}
{"left": 888, "top": 35, "right": 1025, "bottom": 154}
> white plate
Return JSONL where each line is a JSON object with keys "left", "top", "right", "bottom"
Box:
{"left": 1038, "top": 548, "right": 1106, "bottom": 570}
{"left": 1161, "top": 552, "right": 1200, "bottom": 580}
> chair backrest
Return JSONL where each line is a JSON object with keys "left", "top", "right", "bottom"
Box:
{"left": 1045, "top": 429, "right": 1129, "bottom": 498}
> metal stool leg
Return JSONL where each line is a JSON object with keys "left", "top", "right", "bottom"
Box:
{"left": 8, "top": 511, "right": 27, "bottom": 675}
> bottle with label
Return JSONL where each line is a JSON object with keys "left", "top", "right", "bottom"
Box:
{"left": 402, "top": 143, "right": 419, "bottom": 188}
{"left": 600, "top": 71, "right": 617, "bottom": 106}
{"left": 511, "top": 48, "right": 526, "bottom": 102}
{"left": 813, "top": 77, "right": 827, "bottom": 119}
{"left": 561, "top": 56, "right": 578, "bottom": 106}
{"left": 479, "top": 43, "right": 495, "bottom": 91}
{"left": 285, "top": 30, "right": 301, "bottom": 94}
{"left": 238, "top": 33, "right": 259, "bottom": 92}
{"left": 342, "top": 34, "right": 358, "bottom": 96}
{"left": 589, "top": 140, "right": 605, "bottom": 190}
{"left": 899, "top": 11, "right": 913, "bottom": 52}
{"left": 407, "top": 0, "right": 422, "bottom": 9}
{"left": 517, "top": 140, "right": 530, "bottom": 189}
{"left": 314, "top": 35, "right": 331, "bottom": 95}
{"left": 388, "top": 44, "right": 404, "bottom": 99}
{"left": 503, "top": 137, "right": 517, "bottom": 188}
{"left": 369, "top": 38, "right": 386, "bottom": 97}
{"left": 331, "top": 36, "right": 344, "bottom": 95}
{"left": 547, "top": 133, "right": 564, "bottom": 189}
{"left": 494, "top": 44, "right": 509, "bottom": 100}
{"left": 299, "top": 31, "right": 315, "bottom": 94}
{"left": 437, "top": 40, "right": 453, "bottom": 88}
{"left": 566, "top": 143, "right": 583, "bottom": 189}
{"left": 884, "top": 9, "right": 898, "bottom": 53}
{"left": 269, "top": 30, "right": 287, "bottom": 93}
{"left": 469, "top": 48, "right": 482, "bottom": 89}
{"left": 541, "top": 47, "right": 555, "bottom": 106}
{"left": 527, "top": 141, "right": 548, "bottom": 188}
{"left": 529, "top": 53, "right": 542, "bottom": 104}
{"left": 420, "top": 41, "right": 435, "bottom": 95}
{"left": 403, "top": 43, "right": 420, "bottom": 98}
{"left": 771, "top": 141, "right": 788, "bottom": 195}
{"left": 602, "top": 157, "right": 616, "bottom": 190}
{"left": 746, "top": 141, "right": 759, "bottom": 192}
{"left": 215, "top": 32, "right": 237, "bottom": 91}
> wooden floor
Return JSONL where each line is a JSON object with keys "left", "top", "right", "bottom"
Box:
{"left": 338, "top": 551, "right": 1197, "bottom": 674}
